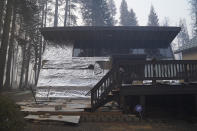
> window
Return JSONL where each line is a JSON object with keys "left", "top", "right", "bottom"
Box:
{"left": 130, "top": 46, "right": 174, "bottom": 59}
{"left": 73, "top": 46, "right": 174, "bottom": 59}
{"left": 131, "top": 49, "right": 145, "bottom": 54}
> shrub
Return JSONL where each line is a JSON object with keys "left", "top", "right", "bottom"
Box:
{"left": 0, "top": 95, "right": 25, "bottom": 131}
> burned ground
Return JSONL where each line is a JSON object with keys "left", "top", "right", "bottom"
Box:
{"left": 1, "top": 90, "right": 197, "bottom": 131}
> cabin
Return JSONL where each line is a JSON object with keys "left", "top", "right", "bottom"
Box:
{"left": 41, "top": 26, "right": 176, "bottom": 59}
{"left": 40, "top": 26, "right": 197, "bottom": 113}
{"left": 175, "top": 37, "right": 197, "bottom": 60}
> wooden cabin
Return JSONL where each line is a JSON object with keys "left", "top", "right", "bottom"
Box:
{"left": 41, "top": 26, "right": 177, "bottom": 59}
{"left": 175, "top": 37, "right": 197, "bottom": 60}
{"left": 41, "top": 26, "right": 197, "bottom": 114}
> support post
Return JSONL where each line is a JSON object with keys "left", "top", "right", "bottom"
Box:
{"left": 176, "top": 95, "right": 183, "bottom": 117}
{"left": 140, "top": 95, "right": 146, "bottom": 111}
{"left": 91, "top": 92, "right": 94, "bottom": 112}
{"left": 195, "top": 95, "right": 197, "bottom": 114}
{"left": 120, "top": 96, "right": 127, "bottom": 113}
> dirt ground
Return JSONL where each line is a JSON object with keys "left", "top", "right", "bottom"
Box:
{"left": 2, "top": 90, "right": 197, "bottom": 131}
{"left": 24, "top": 121, "right": 197, "bottom": 131}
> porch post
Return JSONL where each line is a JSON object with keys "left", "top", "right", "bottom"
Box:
{"left": 140, "top": 95, "right": 146, "bottom": 111}
{"left": 120, "top": 96, "right": 127, "bottom": 113}
{"left": 195, "top": 95, "right": 197, "bottom": 114}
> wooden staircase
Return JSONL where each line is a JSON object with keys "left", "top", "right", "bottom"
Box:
{"left": 87, "top": 66, "right": 121, "bottom": 112}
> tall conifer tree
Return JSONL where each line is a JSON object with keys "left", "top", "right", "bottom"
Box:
{"left": 189, "top": 0, "right": 197, "bottom": 35}
{"left": 146, "top": 5, "right": 160, "bottom": 59}
{"left": 107, "top": 0, "right": 117, "bottom": 25}
{"left": 0, "top": 0, "right": 14, "bottom": 89}
{"left": 0, "top": 0, "right": 6, "bottom": 39}
{"left": 120, "top": 0, "right": 129, "bottom": 26}
{"left": 128, "top": 9, "right": 138, "bottom": 26}
{"left": 80, "top": 0, "right": 113, "bottom": 26}
{"left": 162, "top": 17, "right": 170, "bottom": 26}
{"left": 177, "top": 19, "right": 190, "bottom": 47}
{"left": 54, "top": 0, "right": 59, "bottom": 27}
{"left": 64, "top": 0, "right": 78, "bottom": 26}
{"left": 147, "top": 5, "right": 159, "bottom": 26}
{"left": 120, "top": 0, "right": 138, "bottom": 26}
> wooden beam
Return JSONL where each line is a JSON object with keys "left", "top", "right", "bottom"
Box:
{"left": 120, "top": 85, "right": 197, "bottom": 96}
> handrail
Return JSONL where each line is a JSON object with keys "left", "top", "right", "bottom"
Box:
{"left": 90, "top": 66, "right": 119, "bottom": 111}
{"left": 86, "top": 67, "right": 116, "bottom": 96}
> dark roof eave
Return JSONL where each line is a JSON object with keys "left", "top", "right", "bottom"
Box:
{"left": 40, "top": 26, "right": 180, "bottom": 32}
{"left": 40, "top": 26, "right": 181, "bottom": 49}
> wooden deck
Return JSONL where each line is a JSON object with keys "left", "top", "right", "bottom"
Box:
{"left": 89, "top": 56, "right": 197, "bottom": 112}
{"left": 120, "top": 84, "right": 197, "bottom": 96}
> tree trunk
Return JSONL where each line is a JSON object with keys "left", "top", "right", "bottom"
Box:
{"left": 68, "top": 0, "right": 71, "bottom": 25}
{"left": 19, "top": 25, "right": 27, "bottom": 89}
{"left": 64, "top": 0, "right": 69, "bottom": 26}
{"left": 19, "top": 44, "right": 27, "bottom": 89}
{"left": 11, "top": 44, "right": 18, "bottom": 88}
{"left": 54, "top": 0, "right": 58, "bottom": 27}
{"left": 34, "top": 31, "right": 40, "bottom": 86}
{"left": 12, "top": 19, "right": 22, "bottom": 88}
{"left": 41, "top": 3, "right": 46, "bottom": 52}
{"left": 43, "top": 1, "right": 48, "bottom": 52}
{"left": 0, "top": 0, "right": 13, "bottom": 89}
{"left": 44, "top": 1, "right": 48, "bottom": 27}
{"left": 36, "top": 37, "right": 42, "bottom": 86}
{"left": 35, "top": 0, "right": 46, "bottom": 85}
{"left": 5, "top": 2, "right": 17, "bottom": 89}
{"left": 41, "top": 1, "right": 48, "bottom": 53}
{"left": 35, "top": 2, "right": 45, "bottom": 85}
{"left": 24, "top": 43, "right": 31, "bottom": 88}
{"left": 41, "top": 5, "right": 45, "bottom": 28}
{"left": 0, "top": 0, "right": 6, "bottom": 39}
{"left": 34, "top": 44, "right": 38, "bottom": 85}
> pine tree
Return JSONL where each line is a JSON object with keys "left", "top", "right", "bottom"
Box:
{"left": 107, "top": 0, "right": 117, "bottom": 25}
{"left": 146, "top": 5, "right": 160, "bottom": 59}
{"left": 162, "top": 17, "right": 170, "bottom": 26}
{"left": 4, "top": 0, "right": 17, "bottom": 88}
{"left": 64, "top": 0, "right": 69, "bottom": 26}
{"left": 0, "top": 0, "right": 14, "bottom": 89}
{"left": 0, "top": 0, "right": 6, "bottom": 39}
{"left": 80, "top": 0, "right": 113, "bottom": 26}
{"left": 64, "top": 0, "right": 78, "bottom": 26}
{"left": 16, "top": 0, "right": 44, "bottom": 88}
{"left": 120, "top": 0, "right": 138, "bottom": 26}
{"left": 120, "top": 0, "right": 129, "bottom": 26}
{"left": 147, "top": 5, "right": 159, "bottom": 26}
{"left": 54, "top": 0, "right": 59, "bottom": 27}
{"left": 128, "top": 9, "right": 138, "bottom": 26}
{"left": 177, "top": 19, "right": 190, "bottom": 48}
{"left": 101, "top": 0, "right": 113, "bottom": 26}
{"left": 0, "top": 0, "right": 52, "bottom": 89}
{"left": 189, "top": 0, "right": 197, "bottom": 35}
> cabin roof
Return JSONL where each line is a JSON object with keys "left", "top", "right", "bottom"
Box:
{"left": 40, "top": 26, "right": 181, "bottom": 49}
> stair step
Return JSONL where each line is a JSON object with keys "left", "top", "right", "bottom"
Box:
{"left": 107, "top": 94, "right": 115, "bottom": 98}
{"left": 111, "top": 90, "right": 120, "bottom": 94}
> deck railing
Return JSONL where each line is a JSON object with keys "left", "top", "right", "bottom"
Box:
{"left": 118, "top": 60, "right": 197, "bottom": 81}
{"left": 89, "top": 60, "right": 197, "bottom": 111}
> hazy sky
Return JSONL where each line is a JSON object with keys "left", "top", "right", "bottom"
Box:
{"left": 114, "top": 0, "right": 192, "bottom": 36}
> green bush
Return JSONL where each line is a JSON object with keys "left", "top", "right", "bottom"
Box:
{"left": 0, "top": 95, "right": 25, "bottom": 131}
